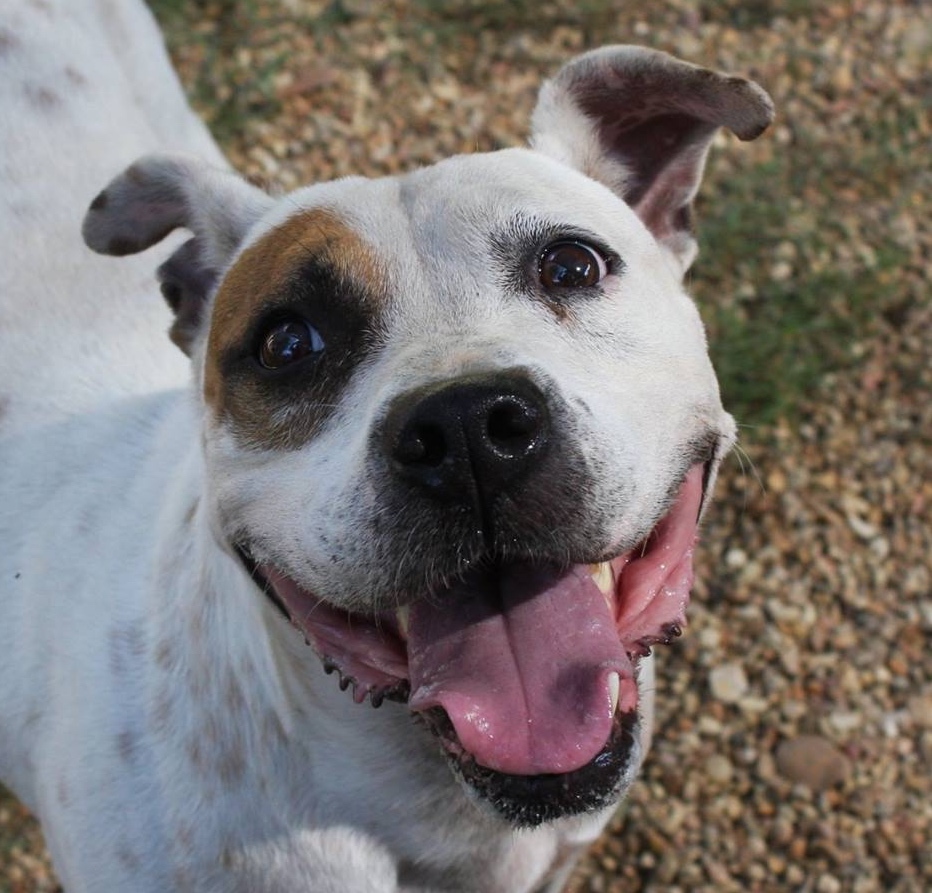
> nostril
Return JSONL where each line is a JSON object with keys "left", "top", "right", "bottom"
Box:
{"left": 383, "top": 374, "right": 551, "bottom": 503}
{"left": 395, "top": 422, "right": 447, "bottom": 468}
{"left": 486, "top": 398, "right": 543, "bottom": 456}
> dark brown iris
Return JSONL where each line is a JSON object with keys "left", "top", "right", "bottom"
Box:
{"left": 259, "top": 319, "right": 324, "bottom": 369}
{"left": 538, "top": 241, "right": 606, "bottom": 289}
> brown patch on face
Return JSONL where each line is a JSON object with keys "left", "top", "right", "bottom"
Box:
{"left": 204, "top": 208, "right": 387, "bottom": 450}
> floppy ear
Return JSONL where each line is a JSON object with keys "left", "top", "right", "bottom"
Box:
{"left": 530, "top": 46, "right": 774, "bottom": 275}
{"left": 82, "top": 154, "right": 274, "bottom": 354}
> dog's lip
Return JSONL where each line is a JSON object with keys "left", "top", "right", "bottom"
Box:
{"left": 238, "top": 462, "right": 705, "bottom": 774}
{"left": 419, "top": 705, "right": 640, "bottom": 827}
{"left": 241, "top": 557, "right": 411, "bottom": 706}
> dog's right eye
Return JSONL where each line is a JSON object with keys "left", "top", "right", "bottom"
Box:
{"left": 258, "top": 319, "right": 325, "bottom": 370}
{"left": 538, "top": 240, "right": 609, "bottom": 290}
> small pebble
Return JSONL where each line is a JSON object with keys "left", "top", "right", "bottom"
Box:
{"left": 774, "top": 735, "right": 852, "bottom": 790}
{"left": 709, "top": 662, "right": 749, "bottom": 703}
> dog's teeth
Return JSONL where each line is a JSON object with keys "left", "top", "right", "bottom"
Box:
{"left": 589, "top": 561, "right": 615, "bottom": 605}
{"left": 396, "top": 605, "right": 409, "bottom": 638}
{"left": 608, "top": 671, "right": 620, "bottom": 715}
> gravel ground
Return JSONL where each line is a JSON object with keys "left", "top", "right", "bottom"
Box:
{"left": 1, "top": 1, "right": 929, "bottom": 891}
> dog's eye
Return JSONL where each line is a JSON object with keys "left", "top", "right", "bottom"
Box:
{"left": 538, "top": 241, "right": 608, "bottom": 289}
{"left": 258, "top": 319, "right": 324, "bottom": 370}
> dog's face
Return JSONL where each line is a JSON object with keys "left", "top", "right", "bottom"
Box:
{"left": 84, "top": 47, "right": 772, "bottom": 825}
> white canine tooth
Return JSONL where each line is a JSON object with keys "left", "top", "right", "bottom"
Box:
{"left": 608, "top": 672, "right": 620, "bottom": 715}
{"left": 396, "top": 605, "right": 409, "bottom": 638}
{"left": 589, "top": 561, "right": 614, "bottom": 608}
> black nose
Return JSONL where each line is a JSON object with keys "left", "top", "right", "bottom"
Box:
{"left": 385, "top": 374, "right": 550, "bottom": 503}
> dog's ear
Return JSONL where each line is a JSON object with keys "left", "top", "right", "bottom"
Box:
{"left": 82, "top": 154, "right": 273, "bottom": 354}
{"left": 530, "top": 46, "right": 774, "bottom": 275}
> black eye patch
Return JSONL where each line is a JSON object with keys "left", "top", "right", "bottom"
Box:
{"left": 214, "top": 256, "right": 384, "bottom": 450}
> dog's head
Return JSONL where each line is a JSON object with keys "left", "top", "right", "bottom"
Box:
{"left": 84, "top": 47, "right": 772, "bottom": 826}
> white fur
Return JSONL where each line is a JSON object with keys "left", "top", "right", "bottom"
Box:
{"left": 0, "top": 3, "right": 771, "bottom": 890}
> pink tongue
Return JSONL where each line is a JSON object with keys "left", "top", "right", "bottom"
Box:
{"left": 407, "top": 564, "right": 633, "bottom": 776}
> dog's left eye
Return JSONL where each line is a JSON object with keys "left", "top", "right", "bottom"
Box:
{"left": 538, "top": 241, "right": 608, "bottom": 289}
{"left": 258, "top": 319, "right": 325, "bottom": 370}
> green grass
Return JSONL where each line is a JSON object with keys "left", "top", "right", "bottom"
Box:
{"left": 149, "top": 0, "right": 306, "bottom": 143}
{"left": 692, "top": 99, "right": 917, "bottom": 427}
{"left": 696, "top": 247, "right": 906, "bottom": 426}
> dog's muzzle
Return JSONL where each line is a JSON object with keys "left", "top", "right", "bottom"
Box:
{"left": 237, "top": 371, "right": 718, "bottom": 825}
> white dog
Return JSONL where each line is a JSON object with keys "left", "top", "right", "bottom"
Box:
{"left": 0, "top": 2, "right": 773, "bottom": 890}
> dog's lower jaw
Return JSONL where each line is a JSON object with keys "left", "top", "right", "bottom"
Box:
{"left": 421, "top": 707, "right": 646, "bottom": 828}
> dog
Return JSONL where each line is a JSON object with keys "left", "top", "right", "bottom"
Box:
{"left": 0, "top": 2, "right": 773, "bottom": 890}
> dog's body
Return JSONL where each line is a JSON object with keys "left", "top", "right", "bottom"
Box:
{"left": 0, "top": 3, "right": 772, "bottom": 891}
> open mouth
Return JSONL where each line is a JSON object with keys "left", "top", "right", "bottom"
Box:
{"left": 240, "top": 462, "right": 705, "bottom": 821}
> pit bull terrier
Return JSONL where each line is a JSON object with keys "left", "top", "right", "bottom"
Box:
{"left": 0, "top": 1, "right": 773, "bottom": 890}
